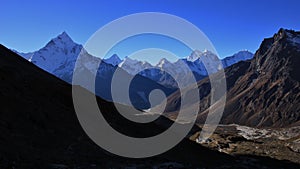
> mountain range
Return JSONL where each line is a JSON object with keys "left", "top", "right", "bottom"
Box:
{"left": 11, "top": 29, "right": 300, "bottom": 129}
{"left": 15, "top": 32, "right": 175, "bottom": 109}
{"left": 14, "top": 32, "right": 254, "bottom": 89}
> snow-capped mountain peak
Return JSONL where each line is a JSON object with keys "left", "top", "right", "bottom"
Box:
{"left": 118, "top": 57, "right": 137, "bottom": 67}
{"left": 23, "top": 32, "right": 83, "bottom": 79}
{"left": 118, "top": 57, "right": 153, "bottom": 75}
{"left": 59, "top": 31, "right": 72, "bottom": 38}
{"left": 45, "top": 31, "right": 76, "bottom": 49}
{"left": 187, "top": 49, "right": 218, "bottom": 62}
{"left": 103, "top": 54, "right": 122, "bottom": 66}
{"left": 187, "top": 50, "right": 202, "bottom": 61}
{"left": 156, "top": 58, "right": 173, "bottom": 69}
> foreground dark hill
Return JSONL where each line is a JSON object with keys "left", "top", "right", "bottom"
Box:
{"left": 1, "top": 44, "right": 299, "bottom": 168}
{"left": 0, "top": 44, "right": 208, "bottom": 168}
{"left": 165, "top": 28, "right": 300, "bottom": 128}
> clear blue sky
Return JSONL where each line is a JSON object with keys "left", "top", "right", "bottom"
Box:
{"left": 1, "top": 0, "right": 300, "bottom": 59}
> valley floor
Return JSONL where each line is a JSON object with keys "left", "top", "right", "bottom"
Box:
{"left": 191, "top": 124, "right": 300, "bottom": 164}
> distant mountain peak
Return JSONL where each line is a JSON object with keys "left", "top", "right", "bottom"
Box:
{"left": 187, "top": 50, "right": 217, "bottom": 62}
{"left": 158, "top": 58, "right": 171, "bottom": 64}
{"left": 157, "top": 58, "right": 172, "bottom": 68}
{"left": 24, "top": 32, "right": 83, "bottom": 74}
{"left": 118, "top": 57, "right": 137, "bottom": 67}
{"left": 234, "top": 50, "right": 253, "bottom": 56}
{"left": 59, "top": 31, "right": 74, "bottom": 42}
{"left": 103, "top": 54, "right": 122, "bottom": 66}
{"left": 222, "top": 50, "right": 254, "bottom": 67}
{"left": 45, "top": 31, "right": 75, "bottom": 48}
{"left": 110, "top": 53, "right": 120, "bottom": 59}
{"left": 187, "top": 50, "right": 201, "bottom": 61}
{"left": 57, "top": 31, "right": 73, "bottom": 41}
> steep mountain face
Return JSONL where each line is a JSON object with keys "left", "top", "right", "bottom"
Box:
{"left": 17, "top": 32, "right": 83, "bottom": 83}
{"left": 164, "top": 29, "right": 300, "bottom": 128}
{"left": 1, "top": 44, "right": 299, "bottom": 169}
{"left": 29, "top": 32, "right": 82, "bottom": 78}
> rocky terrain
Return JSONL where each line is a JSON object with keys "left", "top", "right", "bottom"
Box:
{"left": 190, "top": 124, "right": 300, "bottom": 164}
{"left": 164, "top": 28, "right": 300, "bottom": 128}
{"left": 157, "top": 28, "right": 300, "bottom": 167}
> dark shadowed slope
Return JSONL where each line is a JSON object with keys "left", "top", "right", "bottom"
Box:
{"left": 0, "top": 44, "right": 231, "bottom": 168}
